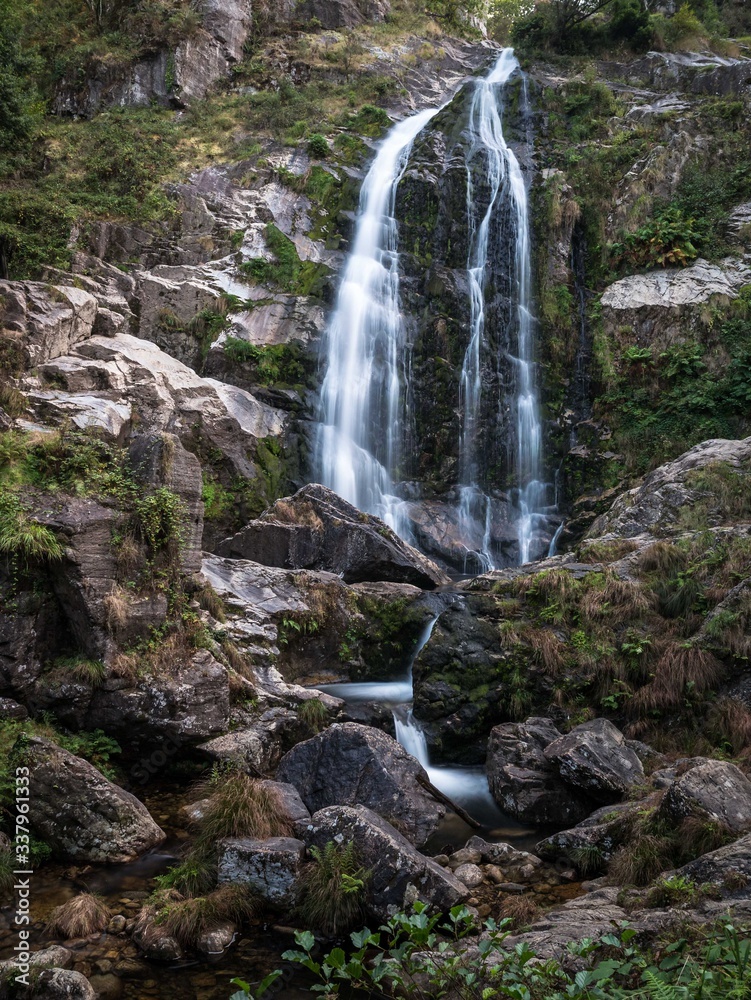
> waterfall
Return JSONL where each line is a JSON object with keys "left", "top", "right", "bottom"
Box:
{"left": 316, "top": 106, "right": 442, "bottom": 534}
{"left": 317, "top": 48, "right": 549, "bottom": 568}
{"left": 457, "top": 50, "right": 544, "bottom": 568}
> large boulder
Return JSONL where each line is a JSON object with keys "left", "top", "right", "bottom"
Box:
{"left": 658, "top": 759, "right": 751, "bottom": 832}
{"left": 34, "top": 648, "right": 230, "bottom": 746}
{"left": 305, "top": 805, "right": 468, "bottom": 920}
{"left": 675, "top": 832, "right": 751, "bottom": 887}
{"left": 198, "top": 709, "right": 299, "bottom": 775}
{"left": 217, "top": 837, "right": 306, "bottom": 907}
{"left": 543, "top": 718, "right": 644, "bottom": 804}
{"left": 28, "top": 332, "right": 288, "bottom": 481}
{"left": 589, "top": 437, "right": 751, "bottom": 540}
{"left": 215, "top": 484, "right": 450, "bottom": 589}
{"left": 25, "top": 737, "right": 165, "bottom": 862}
{"left": 486, "top": 718, "right": 594, "bottom": 825}
{"left": 276, "top": 722, "right": 445, "bottom": 846}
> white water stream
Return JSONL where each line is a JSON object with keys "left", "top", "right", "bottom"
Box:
{"left": 319, "top": 615, "right": 521, "bottom": 837}
{"left": 317, "top": 49, "right": 550, "bottom": 568}
{"left": 316, "top": 106, "right": 443, "bottom": 535}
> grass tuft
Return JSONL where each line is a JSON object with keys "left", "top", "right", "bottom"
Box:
{"left": 45, "top": 893, "right": 111, "bottom": 938}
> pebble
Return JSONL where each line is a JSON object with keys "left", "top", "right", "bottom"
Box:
{"left": 498, "top": 882, "right": 526, "bottom": 894}
{"left": 449, "top": 848, "right": 482, "bottom": 868}
{"left": 485, "top": 865, "right": 505, "bottom": 884}
{"left": 107, "top": 916, "right": 127, "bottom": 935}
{"left": 453, "top": 863, "right": 484, "bottom": 888}
{"left": 433, "top": 854, "right": 450, "bottom": 867}
{"left": 476, "top": 904, "right": 492, "bottom": 918}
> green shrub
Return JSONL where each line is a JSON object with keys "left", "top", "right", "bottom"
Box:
{"left": 0, "top": 490, "right": 64, "bottom": 564}
{"left": 296, "top": 841, "right": 370, "bottom": 936}
{"left": 307, "top": 133, "right": 329, "bottom": 158}
{"left": 297, "top": 698, "right": 330, "bottom": 735}
{"left": 236, "top": 906, "right": 751, "bottom": 1000}
{"left": 610, "top": 207, "right": 699, "bottom": 271}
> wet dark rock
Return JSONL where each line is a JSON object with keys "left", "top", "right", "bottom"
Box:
{"left": 486, "top": 717, "right": 595, "bottom": 825}
{"left": 535, "top": 801, "right": 638, "bottom": 869}
{"left": 305, "top": 804, "right": 468, "bottom": 919}
{"left": 33, "top": 969, "right": 96, "bottom": 1000}
{"left": 216, "top": 484, "right": 449, "bottom": 589}
{"left": 131, "top": 909, "right": 183, "bottom": 961}
{"left": 196, "top": 921, "right": 236, "bottom": 957}
{"left": 26, "top": 736, "right": 165, "bottom": 863}
{"left": 658, "top": 759, "right": 751, "bottom": 832}
{"left": 463, "top": 836, "right": 543, "bottom": 870}
{"left": 543, "top": 718, "right": 644, "bottom": 804}
{"left": 276, "top": 722, "right": 446, "bottom": 846}
{"left": 217, "top": 837, "right": 306, "bottom": 907}
{"left": 199, "top": 708, "right": 300, "bottom": 775}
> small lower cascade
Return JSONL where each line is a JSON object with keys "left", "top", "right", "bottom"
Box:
{"left": 318, "top": 614, "right": 520, "bottom": 838}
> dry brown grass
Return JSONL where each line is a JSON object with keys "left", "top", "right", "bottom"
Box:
{"left": 221, "top": 640, "right": 255, "bottom": 678}
{"left": 190, "top": 770, "right": 292, "bottom": 852}
{"left": 45, "top": 894, "right": 111, "bottom": 939}
{"left": 630, "top": 643, "right": 725, "bottom": 714}
{"left": 580, "top": 575, "right": 653, "bottom": 626}
{"left": 498, "top": 894, "right": 540, "bottom": 929}
{"left": 103, "top": 587, "right": 129, "bottom": 632}
{"left": 708, "top": 697, "right": 751, "bottom": 756}
{"left": 526, "top": 628, "right": 567, "bottom": 674}
{"left": 578, "top": 539, "right": 640, "bottom": 564}
{"left": 195, "top": 582, "right": 226, "bottom": 622}
{"left": 113, "top": 532, "right": 143, "bottom": 577}
{"left": 156, "top": 884, "right": 257, "bottom": 950}
{"left": 634, "top": 542, "right": 687, "bottom": 578}
{"left": 607, "top": 835, "right": 674, "bottom": 887}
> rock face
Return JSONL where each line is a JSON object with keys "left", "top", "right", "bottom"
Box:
{"left": 25, "top": 737, "right": 165, "bottom": 862}
{"left": 600, "top": 258, "right": 751, "bottom": 352}
{"left": 0, "top": 281, "right": 98, "bottom": 366}
{"left": 199, "top": 709, "right": 299, "bottom": 775}
{"left": 217, "top": 837, "right": 306, "bottom": 907}
{"left": 29, "top": 331, "right": 287, "bottom": 481}
{"left": 676, "top": 832, "right": 751, "bottom": 885}
{"left": 305, "top": 805, "right": 468, "bottom": 919}
{"left": 53, "top": 0, "right": 254, "bottom": 115}
{"left": 216, "top": 484, "right": 449, "bottom": 589}
{"left": 297, "top": 0, "right": 391, "bottom": 29}
{"left": 543, "top": 719, "right": 644, "bottom": 804}
{"left": 276, "top": 723, "right": 446, "bottom": 846}
{"left": 658, "top": 759, "right": 751, "bottom": 832}
{"left": 589, "top": 437, "right": 751, "bottom": 539}
{"left": 487, "top": 718, "right": 594, "bottom": 825}
{"left": 601, "top": 50, "right": 751, "bottom": 99}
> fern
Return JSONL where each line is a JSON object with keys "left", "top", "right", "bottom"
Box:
{"left": 643, "top": 969, "right": 690, "bottom": 1000}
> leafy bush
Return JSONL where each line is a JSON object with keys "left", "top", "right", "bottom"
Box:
{"left": 234, "top": 906, "right": 751, "bottom": 1000}
{"left": 241, "top": 223, "right": 330, "bottom": 296}
{"left": 307, "top": 133, "right": 329, "bottom": 158}
{"left": 610, "top": 207, "right": 699, "bottom": 271}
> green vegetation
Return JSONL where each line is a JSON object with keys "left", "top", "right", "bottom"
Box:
{"left": 241, "top": 224, "right": 330, "bottom": 296}
{"left": 609, "top": 208, "right": 699, "bottom": 271}
{"left": 296, "top": 841, "right": 370, "bottom": 937}
{"left": 223, "top": 337, "right": 311, "bottom": 387}
{"left": 234, "top": 905, "right": 751, "bottom": 1000}
{"left": 599, "top": 310, "right": 751, "bottom": 471}
{"left": 0, "top": 490, "right": 63, "bottom": 565}
{"left": 297, "top": 698, "right": 330, "bottom": 735}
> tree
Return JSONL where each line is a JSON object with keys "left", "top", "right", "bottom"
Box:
{"left": 547, "top": 0, "right": 618, "bottom": 36}
{"left": 0, "top": 0, "right": 39, "bottom": 147}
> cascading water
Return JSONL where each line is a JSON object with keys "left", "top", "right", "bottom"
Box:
{"left": 457, "top": 50, "right": 545, "bottom": 569}
{"left": 318, "top": 612, "right": 527, "bottom": 839}
{"left": 317, "top": 48, "right": 551, "bottom": 570}
{"left": 316, "top": 106, "right": 442, "bottom": 534}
